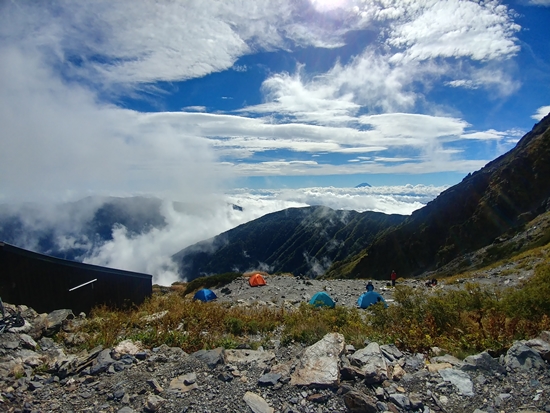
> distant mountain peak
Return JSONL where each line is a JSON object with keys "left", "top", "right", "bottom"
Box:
{"left": 355, "top": 182, "right": 372, "bottom": 188}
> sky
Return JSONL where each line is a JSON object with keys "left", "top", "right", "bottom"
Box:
{"left": 1, "top": 0, "right": 549, "bottom": 204}
{"left": 1, "top": 0, "right": 549, "bottom": 283}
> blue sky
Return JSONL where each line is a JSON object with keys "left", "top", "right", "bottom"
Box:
{"left": 1, "top": 0, "right": 550, "bottom": 203}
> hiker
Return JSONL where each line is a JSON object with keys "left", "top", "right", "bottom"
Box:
{"left": 425, "top": 278, "right": 438, "bottom": 287}
{"left": 366, "top": 281, "right": 374, "bottom": 292}
{"left": 390, "top": 270, "right": 397, "bottom": 287}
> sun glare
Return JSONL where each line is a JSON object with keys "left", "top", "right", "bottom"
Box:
{"left": 310, "top": 0, "right": 347, "bottom": 12}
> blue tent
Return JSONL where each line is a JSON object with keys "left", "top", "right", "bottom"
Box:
{"left": 357, "top": 291, "right": 387, "bottom": 309}
{"left": 193, "top": 288, "right": 217, "bottom": 302}
{"left": 309, "top": 291, "right": 336, "bottom": 308}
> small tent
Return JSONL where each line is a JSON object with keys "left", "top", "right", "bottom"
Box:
{"left": 193, "top": 288, "right": 217, "bottom": 302}
{"left": 249, "top": 273, "right": 267, "bottom": 287}
{"left": 357, "top": 291, "right": 387, "bottom": 309}
{"left": 309, "top": 291, "right": 336, "bottom": 308}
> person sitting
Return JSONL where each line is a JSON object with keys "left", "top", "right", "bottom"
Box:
{"left": 366, "top": 281, "right": 374, "bottom": 292}
{"left": 425, "top": 278, "right": 438, "bottom": 287}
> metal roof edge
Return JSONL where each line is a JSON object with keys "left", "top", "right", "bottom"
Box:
{"left": 0, "top": 241, "right": 153, "bottom": 280}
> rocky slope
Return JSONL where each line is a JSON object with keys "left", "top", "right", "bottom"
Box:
{"left": 326, "top": 114, "right": 550, "bottom": 279}
{"left": 1, "top": 270, "right": 550, "bottom": 413}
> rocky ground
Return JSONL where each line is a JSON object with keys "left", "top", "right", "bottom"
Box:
{"left": 1, "top": 291, "right": 550, "bottom": 413}
{"left": 1, "top": 227, "right": 549, "bottom": 413}
{"left": 208, "top": 259, "right": 538, "bottom": 310}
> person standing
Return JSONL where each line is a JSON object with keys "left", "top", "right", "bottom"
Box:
{"left": 390, "top": 270, "right": 397, "bottom": 287}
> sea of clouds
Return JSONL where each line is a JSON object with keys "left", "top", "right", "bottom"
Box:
{"left": 1, "top": 185, "right": 445, "bottom": 285}
{"left": 80, "top": 184, "right": 445, "bottom": 285}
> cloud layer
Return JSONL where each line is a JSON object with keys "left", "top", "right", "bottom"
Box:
{"left": 1, "top": 0, "right": 540, "bottom": 203}
{"left": 1, "top": 186, "right": 439, "bottom": 285}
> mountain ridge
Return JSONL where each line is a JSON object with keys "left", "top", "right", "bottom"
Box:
{"left": 173, "top": 205, "right": 407, "bottom": 280}
{"left": 325, "top": 113, "right": 550, "bottom": 279}
{"left": 175, "top": 113, "right": 550, "bottom": 281}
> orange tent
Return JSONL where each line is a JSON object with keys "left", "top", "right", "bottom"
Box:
{"left": 249, "top": 273, "right": 267, "bottom": 287}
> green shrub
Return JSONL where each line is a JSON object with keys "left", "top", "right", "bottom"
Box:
{"left": 499, "top": 263, "right": 550, "bottom": 319}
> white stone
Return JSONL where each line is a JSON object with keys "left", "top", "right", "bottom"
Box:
{"left": 114, "top": 339, "right": 143, "bottom": 355}
{"left": 290, "top": 333, "right": 345, "bottom": 387}
{"left": 243, "top": 391, "right": 274, "bottom": 413}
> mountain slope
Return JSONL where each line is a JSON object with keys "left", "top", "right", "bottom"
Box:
{"left": 173, "top": 205, "right": 406, "bottom": 279}
{"left": 325, "top": 113, "right": 550, "bottom": 279}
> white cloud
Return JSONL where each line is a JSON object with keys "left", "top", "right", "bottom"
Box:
{"left": 0, "top": 45, "right": 227, "bottom": 203}
{"left": 7, "top": 184, "right": 442, "bottom": 284}
{"left": 382, "top": 0, "right": 520, "bottom": 63}
{"left": 532, "top": 106, "right": 550, "bottom": 121}
{"left": 0, "top": 0, "right": 528, "bottom": 203}
{"left": 0, "top": 0, "right": 372, "bottom": 88}
{"left": 527, "top": 0, "right": 550, "bottom": 6}
{"left": 182, "top": 106, "right": 207, "bottom": 112}
{"left": 446, "top": 80, "right": 480, "bottom": 90}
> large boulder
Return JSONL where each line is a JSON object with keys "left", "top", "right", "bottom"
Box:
{"left": 348, "top": 342, "right": 388, "bottom": 384}
{"left": 504, "top": 342, "right": 546, "bottom": 371}
{"left": 525, "top": 332, "right": 550, "bottom": 361}
{"left": 290, "top": 333, "right": 345, "bottom": 388}
{"left": 461, "top": 351, "right": 506, "bottom": 375}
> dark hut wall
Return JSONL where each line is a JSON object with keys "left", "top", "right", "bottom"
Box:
{"left": 0, "top": 242, "right": 152, "bottom": 314}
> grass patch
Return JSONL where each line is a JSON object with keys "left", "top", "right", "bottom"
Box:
{"left": 59, "top": 244, "right": 550, "bottom": 358}
{"left": 61, "top": 293, "right": 284, "bottom": 353}
{"left": 281, "top": 303, "right": 373, "bottom": 347}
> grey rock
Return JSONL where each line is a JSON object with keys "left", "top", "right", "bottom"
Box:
{"left": 525, "top": 336, "right": 550, "bottom": 361}
{"left": 409, "top": 393, "right": 424, "bottom": 410}
{"left": 0, "top": 334, "right": 21, "bottom": 350}
{"left": 147, "top": 378, "right": 164, "bottom": 394}
{"left": 431, "top": 354, "right": 464, "bottom": 367}
{"left": 90, "top": 348, "right": 114, "bottom": 375}
{"left": 44, "top": 309, "right": 74, "bottom": 336}
{"left": 405, "top": 353, "right": 425, "bottom": 371}
{"left": 348, "top": 342, "right": 388, "bottom": 384}
{"left": 389, "top": 393, "right": 410, "bottom": 409}
{"left": 504, "top": 343, "right": 546, "bottom": 371}
{"left": 380, "top": 344, "right": 403, "bottom": 360}
{"left": 113, "top": 389, "right": 126, "bottom": 399}
{"left": 217, "top": 372, "right": 233, "bottom": 382}
{"left": 144, "top": 394, "right": 165, "bottom": 412}
{"left": 462, "top": 351, "right": 506, "bottom": 375}
{"left": 258, "top": 372, "right": 281, "bottom": 386}
{"left": 192, "top": 347, "right": 224, "bottom": 368}
{"left": 439, "top": 368, "right": 474, "bottom": 396}
{"left": 19, "top": 334, "right": 37, "bottom": 350}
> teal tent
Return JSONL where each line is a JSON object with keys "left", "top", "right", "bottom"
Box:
{"left": 309, "top": 291, "right": 335, "bottom": 308}
{"left": 357, "top": 291, "right": 387, "bottom": 309}
{"left": 193, "top": 288, "right": 217, "bottom": 302}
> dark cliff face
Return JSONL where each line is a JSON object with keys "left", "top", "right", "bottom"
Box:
{"left": 173, "top": 205, "right": 407, "bottom": 280}
{"left": 327, "top": 114, "right": 550, "bottom": 279}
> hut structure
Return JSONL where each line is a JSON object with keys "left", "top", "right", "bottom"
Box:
{"left": 0, "top": 241, "right": 152, "bottom": 314}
